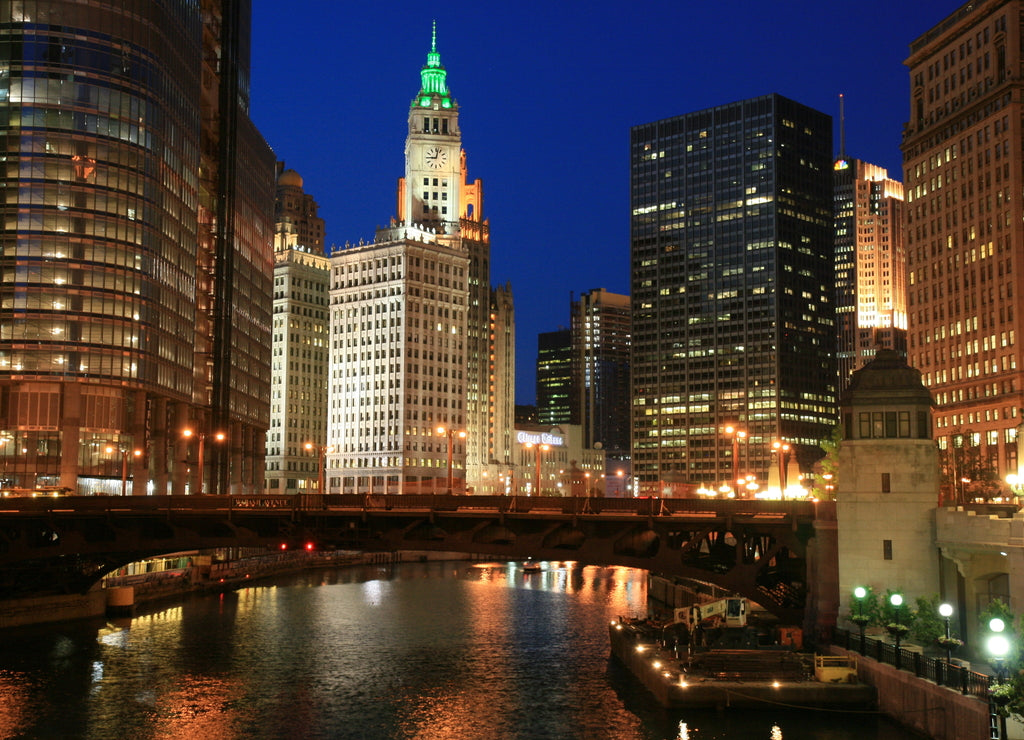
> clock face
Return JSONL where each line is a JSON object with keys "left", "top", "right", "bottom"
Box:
{"left": 424, "top": 146, "right": 448, "bottom": 169}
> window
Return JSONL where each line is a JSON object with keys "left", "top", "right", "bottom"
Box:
{"left": 883, "top": 540, "right": 893, "bottom": 560}
{"left": 881, "top": 473, "right": 891, "bottom": 493}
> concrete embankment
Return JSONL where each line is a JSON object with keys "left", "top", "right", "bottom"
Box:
{"left": 0, "top": 550, "right": 469, "bottom": 629}
{"left": 828, "top": 644, "right": 992, "bottom": 740}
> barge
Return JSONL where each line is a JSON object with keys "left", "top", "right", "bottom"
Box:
{"left": 609, "top": 616, "right": 876, "bottom": 710}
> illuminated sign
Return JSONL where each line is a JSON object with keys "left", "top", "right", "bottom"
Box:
{"left": 516, "top": 430, "right": 564, "bottom": 447}
{"left": 834, "top": 158, "right": 849, "bottom": 171}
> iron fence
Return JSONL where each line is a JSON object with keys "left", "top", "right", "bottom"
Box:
{"left": 833, "top": 627, "right": 993, "bottom": 699}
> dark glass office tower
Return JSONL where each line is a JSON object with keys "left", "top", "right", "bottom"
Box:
{"left": 0, "top": 0, "right": 275, "bottom": 495}
{"left": 630, "top": 94, "right": 835, "bottom": 496}
{"left": 536, "top": 329, "right": 573, "bottom": 427}
{"left": 571, "top": 289, "right": 631, "bottom": 457}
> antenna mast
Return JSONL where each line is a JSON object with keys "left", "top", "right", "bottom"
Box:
{"left": 839, "top": 93, "right": 846, "bottom": 158}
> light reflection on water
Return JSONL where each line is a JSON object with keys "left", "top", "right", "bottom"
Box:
{"left": 0, "top": 561, "right": 922, "bottom": 739}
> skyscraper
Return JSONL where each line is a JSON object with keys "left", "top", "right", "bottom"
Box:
{"left": 536, "top": 329, "right": 573, "bottom": 427}
{"left": 571, "top": 288, "right": 631, "bottom": 460}
{"left": 483, "top": 283, "right": 516, "bottom": 494}
{"left": 904, "top": 0, "right": 1024, "bottom": 488}
{"left": 0, "top": 0, "right": 275, "bottom": 496}
{"left": 833, "top": 157, "right": 907, "bottom": 395}
{"left": 630, "top": 94, "right": 835, "bottom": 496}
{"left": 327, "top": 26, "right": 512, "bottom": 495}
{"left": 266, "top": 166, "right": 328, "bottom": 495}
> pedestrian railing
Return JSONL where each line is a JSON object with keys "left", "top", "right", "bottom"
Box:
{"left": 833, "top": 627, "right": 993, "bottom": 699}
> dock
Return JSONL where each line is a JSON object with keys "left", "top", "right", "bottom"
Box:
{"left": 609, "top": 618, "right": 876, "bottom": 710}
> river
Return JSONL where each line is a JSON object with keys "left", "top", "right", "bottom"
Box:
{"left": 0, "top": 560, "right": 924, "bottom": 739}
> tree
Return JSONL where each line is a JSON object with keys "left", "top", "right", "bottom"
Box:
{"left": 910, "top": 594, "right": 953, "bottom": 646}
{"left": 811, "top": 425, "right": 841, "bottom": 500}
{"left": 978, "top": 600, "right": 1024, "bottom": 722}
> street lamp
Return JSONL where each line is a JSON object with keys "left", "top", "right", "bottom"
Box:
{"left": 436, "top": 426, "right": 466, "bottom": 495}
{"left": 525, "top": 442, "right": 550, "bottom": 496}
{"left": 890, "top": 593, "right": 905, "bottom": 670}
{"left": 182, "top": 428, "right": 225, "bottom": 495}
{"left": 988, "top": 617, "right": 1011, "bottom": 740}
{"left": 772, "top": 440, "right": 791, "bottom": 498}
{"left": 105, "top": 446, "right": 143, "bottom": 496}
{"left": 725, "top": 426, "right": 747, "bottom": 494}
{"left": 304, "top": 442, "right": 330, "bottom": 495}
{"left": 852, "top": 586, "right": 869, "bottom": 654}
{"left": 939, "top": 603, "right": 955, "bottom": 667}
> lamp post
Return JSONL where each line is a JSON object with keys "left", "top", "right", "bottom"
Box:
{"left": 772, "top": 440, "right": 791, "bottom": 499}
{"left": 304, "top": 442, "right": 329, "bottom": 495}
{"left": 890, "top": 593, "right": 904, "bottom": 670}
{"left": 725, "top": 426, "right": 747, "bottom": 495}
{"left": 436, "top": 426, "right": 466, "bottom": 495}
{"left": 939, "top": 603, "right": 954, "bottom": 668}
{"left": 853, "top": 586, "right": 869, "bottom": 654}
{"left": 105, "top": 446, "right": 143, "bottom": 496}
{"left": 988, "top": 617, "right": 1011, "bottom": 740}
{"left": 182, "top": 429, "right": 224, "bottom": 495}
{"left": 1006, "top": 473, "right": 1024, "bottom": 505}
{"left": 525, "top": 442, "right": 550, "bottom": 496}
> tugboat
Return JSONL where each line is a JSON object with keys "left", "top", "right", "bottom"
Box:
{"left": 522, "top": 559, "right": 542, "bottom": 573}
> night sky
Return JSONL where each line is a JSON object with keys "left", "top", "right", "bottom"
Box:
{"left": 250, "top": 0, "right": 964, "bottom": 404}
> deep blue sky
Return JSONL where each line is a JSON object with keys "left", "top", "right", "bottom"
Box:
{"left": 250, "top": 0, "right": 964, "bottom": 404}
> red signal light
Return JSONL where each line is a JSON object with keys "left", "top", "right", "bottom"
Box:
{"left": 279, "top": 543, "right": 288, "bottom": 550}
{"left": 305, "top": 542, "right": 314, "bottom": 551}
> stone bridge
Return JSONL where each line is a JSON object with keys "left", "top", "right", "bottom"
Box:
{"left": 0, "top": 494, "right": 837, "bottom": 627}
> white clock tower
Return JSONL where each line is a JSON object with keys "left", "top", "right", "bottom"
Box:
{"left": 399, "top": 22, "right": 462, "bottom": 233}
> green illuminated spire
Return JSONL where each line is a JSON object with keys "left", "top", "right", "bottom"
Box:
{"left": 418, "top": 20, "right": 452, "bottom": 108}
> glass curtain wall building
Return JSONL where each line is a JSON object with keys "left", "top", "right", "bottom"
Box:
{"left": 0, "top": 0, "right": 275, "bottom": 495}
{"left": 630, "top": 94, "right": 836, "bottom": 496}
{"left": 536, "top": 329, "right": 573, "bottom": 427}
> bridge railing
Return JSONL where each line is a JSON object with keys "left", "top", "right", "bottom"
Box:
{"left": 0, "top": 493, "right": 826, "bottom": 520}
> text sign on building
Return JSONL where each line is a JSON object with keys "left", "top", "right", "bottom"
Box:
{"left": 516, "top": 430, "right": 564, "bottom": 447}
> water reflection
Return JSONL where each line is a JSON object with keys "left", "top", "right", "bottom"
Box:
{"left": 0, "top": 561, "right": 923, "bottom": 740}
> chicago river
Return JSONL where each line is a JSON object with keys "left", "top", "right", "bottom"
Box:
{"left": 0, "top": 561, "right": 923, "bottom": 739}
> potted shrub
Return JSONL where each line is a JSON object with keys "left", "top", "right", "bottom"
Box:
{"left": 990, "top": 682, "right": 1015, "bottom": 707}
{"left": 886, "top": 622, "right": 910, "bottom": 638}
{"left": 936, "top": 635, "right": 963, "bottom": 651}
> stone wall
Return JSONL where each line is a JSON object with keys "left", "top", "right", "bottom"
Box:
{"left": 830, "top": 645, "right": 988, "bottom": 739}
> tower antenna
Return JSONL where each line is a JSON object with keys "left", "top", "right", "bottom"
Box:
{"left": 431, "top": 19, "right": 437, "bottom": 52}
{"left": 838, "top": 93, "right": 846, "bottom": 158}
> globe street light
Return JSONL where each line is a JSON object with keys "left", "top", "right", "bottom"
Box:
{"left": 436, "top": 426, "right": 466, "bottom": 495}
{"left": 890, "top": 593, "right": 905, "bottom": 670}
{"left": 939, "top": 603, "right": 955, "bottom": 667}
{"left": 852, "top": 586, "right": 869, "bottom": 654}
{"left": 988, "top": 617, "right": 1011, "bottom": 740}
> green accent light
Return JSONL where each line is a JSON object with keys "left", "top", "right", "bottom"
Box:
{"left": 418, "top": 20, "right": 450, "bottom": 98}
{"left": 441, "top": 99, "right": 451, "bottom": 109}
{"left": 420, "top": 97, "right": 431, "bottom": 107}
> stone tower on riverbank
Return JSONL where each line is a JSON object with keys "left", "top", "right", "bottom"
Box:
{"left": 836, "top": 350, "right": 938, "bottom": 619}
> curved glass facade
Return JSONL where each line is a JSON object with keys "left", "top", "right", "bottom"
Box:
{"left": 0, "top": 0, "right": 273, "bottom": 495}
{"left": 1, "top": 1, "right": 200, "bottom": 392}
